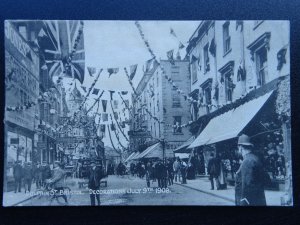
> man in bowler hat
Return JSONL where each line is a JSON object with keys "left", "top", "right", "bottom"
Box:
{"left": 88, "top": 161, "right": 103, "bottom": 206}
{"left": 235, "top": 134, "right": 266, "bottom": 206}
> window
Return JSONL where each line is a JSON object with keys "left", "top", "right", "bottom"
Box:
{"left": 247, "top": 32, "right": 270, "bottom": 87}
{"left": 173, "top": 116, "right": 182, "bottom": 134}
{"left": 191, "top": 60, "right": 197, "bottom": 83}
{"left": 219, "top": 61, "right": 235, "bottom": 103}
{"left": 200, "top": 79, "right": 212, "bottom": 114}
{"left": 203, "top": 44, "right": 210, "bottom": 73}
{"left": 224, "top": 72, "right": 233, "bottom": 102}
{"left": 172, "top": 87, "right": 181, "bottom": 108}
{"left": 223, "top": 22, "right": 231, "bottom": 54}
{"left": 157, "top": 93, "right": 159, "bottom": 112}
{"left": 256, "top": 47, "right": 268, "bottom": 87}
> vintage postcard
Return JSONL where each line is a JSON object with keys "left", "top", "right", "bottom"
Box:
{"left": 3, "top": 20, "right": 292, "bottom": 206}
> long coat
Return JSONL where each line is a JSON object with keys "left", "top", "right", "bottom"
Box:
{"left": 51, "top": 167, "right": 66, "bottom": 188}
{"left": 88, "top": 166, "right": 103, "bottom": 189}
{"left": 235, "top": 152, "right": 266, "bottom": 206}
{"left": 207, "top": 157, "right": 221, "bottom": 178}
{"left": 13, "top": 164, "right": 23, "bottom": 180}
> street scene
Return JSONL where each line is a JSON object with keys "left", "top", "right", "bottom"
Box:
{"left": 3, "top": 20, "right": 292, "bottom": 206}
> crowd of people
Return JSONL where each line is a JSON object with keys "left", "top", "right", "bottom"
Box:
{"left": 12, "top": 161, "right": 53, "bottom": 193}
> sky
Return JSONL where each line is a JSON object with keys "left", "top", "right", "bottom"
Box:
{"left": 63, "top": 20, "right": 200, "bottom": 150}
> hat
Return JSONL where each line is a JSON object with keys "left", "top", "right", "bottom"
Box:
{"left": 238, "top": 134, "right": 253, "bottom": 146}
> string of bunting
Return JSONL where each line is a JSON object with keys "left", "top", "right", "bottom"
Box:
{"left": 110, "top": 119, "right": 128, "bottom": 151}
{"left": 86, "top": 90, "right": 105, "bottom": 114}
{"left": 109, "top": 107, "right": 129, "bottom": 142}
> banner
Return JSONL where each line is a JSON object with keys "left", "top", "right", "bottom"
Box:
{"left": 102, "top": 100, "right": 107, "bottom": 112}
{"left": 102, "top": 113, "right": 108, "bottom": 122}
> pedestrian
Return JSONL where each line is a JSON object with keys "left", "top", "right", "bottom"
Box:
{"left": 13, "top": 160, "right": 23, "bottom": 193}
{"left": 166, "top": 159, "right": 174, "bottom": 185}
{"left": 48, "top": 161, "right": 68, "bottom": 205}
{"left": 34, "top": 163, "right": 43, "bottom": 189}
{"left": 207, "top": 153, "right": 221, "bottom": 190}
{"left": 186, "top": 162, "right": 195, "bottom": 180}
{"left": 88, "top": 161, "right": 103, "bottom": 206}
{"left": 23, "top": 162, "right": 33, "bottom": 193}
{"left": 42, "top": 163, "right": 51, "bottom": 187}
{"left": 235, "top": 134, "right": 266, "bottom": 206}
{"left": 173, "top": 157, "right": 181, "bottom": 182}
{"left": 180, "top": 160, "right": 187, "bottom": 184}
{"left": 155, "top": 160, "right": 166, "bottom": 188}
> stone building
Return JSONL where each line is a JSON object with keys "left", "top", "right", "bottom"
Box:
{"left": 128, "top": 57, "right": 191, "bottom": 161}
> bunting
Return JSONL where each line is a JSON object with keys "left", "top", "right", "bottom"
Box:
{"left": 102, "top": 113, "right": 108, "bottom": 122}
{"left": 92, "top": 88, "right": 100, "bottom": 95}
{"left": 102, "top": 100, "right": 107, "bottom": 112}
{"left": 167, "top": 49, "right": 175, "bottom": 65}
{"left": 87, "top": 67, "right": 96, "bottom": 76}
{"left": 129, "top": 64, "right": 138, "bottom": 80}
{"left": 109, "top": 90, "right": 115, "bottom": 100}
{"left": 107, "top": 68, "right": 119, "bottom": 77}
{"left": 121, "top": 91, "right": 128, "bottom": 95}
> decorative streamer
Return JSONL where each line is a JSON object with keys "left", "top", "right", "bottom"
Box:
{"left": 110, "top": 102, "right": 129, "bottom": 142}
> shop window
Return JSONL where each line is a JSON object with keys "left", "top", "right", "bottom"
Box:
{"left": 172, "top": 87, "right": 181, "bottom": 108}
{"left": 223, "top": 21, "right": 231, "bottom": 55}
{"left": 173, "top": 116, "right": 182, "bottom": 134}
{"left": 203, "top": 44, "right": 210, "bottom": 73}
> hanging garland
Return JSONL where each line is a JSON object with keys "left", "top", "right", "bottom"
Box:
{"left": 109, "top": 103, "right": 129, "bottom": 142}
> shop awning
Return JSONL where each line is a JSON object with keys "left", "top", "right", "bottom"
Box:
{"left": 188, "top": 91, "right": 273, "bottom": 149}
{"left": 174, "top": 136, "right": 195, "bottom": 153}
{"left": 128, "top": 152, "right": 141, "bottom": 161}
{"left": 124, "top": 152, "right": 137, "bottom": 162}
{"left": 137, "top": 142, "right": 162, "bottom": 159}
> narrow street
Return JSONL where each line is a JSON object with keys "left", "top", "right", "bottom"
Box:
{"left": 20, "top": 175, "right": 233, "bottom": 206}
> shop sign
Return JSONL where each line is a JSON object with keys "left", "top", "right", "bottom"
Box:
{"left": 4, "top": 21, "right": 39, "bottom": 131}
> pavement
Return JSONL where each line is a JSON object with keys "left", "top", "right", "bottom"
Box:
{"left": 174, "top": 176, "right": 285, "bottom": 206}
{"left": 2, "top": 183, "right": 38, "bottom": 206}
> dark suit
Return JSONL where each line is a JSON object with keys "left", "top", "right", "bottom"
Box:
{"left": 207, "top": 157, "right": 221, "bottom": 189}
{"left": 235, "top": 152, "right": 266, "bottom": 206}
{"left": 13, "top": 164, "right": 23, "bottom": 193}
{"left": 88, "top": 166, "right": 103, "bottom": 206}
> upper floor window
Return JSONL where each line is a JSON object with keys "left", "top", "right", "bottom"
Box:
{"left": 200, "top": 79, "right": 212, "bottom": 114}
{"left": 172, "top": 87, "right": 181, "bottom": 108}
{"left": 191, "top": 57, "right": 198, "bottom": 83}
{"left": 247, "top": 32, "right": 270, "bottom": 87}
{"left": 219, "top": 61, "right": 235, "bottom": 103}
{"left": 203, "top": 44, "right": 210, "bottom": 73}
{"left": 223, "top": 21, "right": 231, "bottom": 55}
{"left": 256, "top": 47, "right": 268, "bottom": 87}
{"left": 173, "top": 116, "right": 182, "bottom": 134}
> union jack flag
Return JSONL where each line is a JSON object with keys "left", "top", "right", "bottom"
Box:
{"left": 38, "top": 20, "right": 85, "bottom": 83}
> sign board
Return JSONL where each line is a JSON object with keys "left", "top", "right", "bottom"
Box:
{"left": 37, "top": 142, "right": 46, "bottom": 149}
{"left": 128, "top": 130, "right": 152, "bottom": 138}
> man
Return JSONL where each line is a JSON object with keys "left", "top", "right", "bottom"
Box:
{"left": 207, "top": 153, "right": 221, "bottom": 190}
{"left": 13, "top": 160, "right": 23, "bottom": 193}
{"left": 166, "top": 159, "right": 174, "bottom": 185}
{"left": 235, "top": 134, "right": 266, "bottom": 206}
{"left": 180, "top": 160, "right": 187, "bottom": 184}
{"left": 88, "top": 161, "right": 103, "bottom": 206}
{"left": 173, "top": 157, "right": 181, "bottom": 182}
{"left": 48, "top": 161, "right": 68, "bottom": 205}
{"left": 155, "top": 160, "right": 166, "bottom": 188}
{"left": 23, "top": 162, "right": 33, "bottom": 193}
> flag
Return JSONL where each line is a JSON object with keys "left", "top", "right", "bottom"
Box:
{"left": 102, "top": 100, "right": 107, "bottom": 112}
{"left": 102, "top": 113, "right": 108, "bottom": 122}
{"left": 121, "top": 122, "right": 126, "bottom": 128}
{"left": 92, "top": 88, "right": 100, "bottom": 95}
{"left": 179, "top": 42, "right": 185, "bottom": 49}
{"left": 144, "top": 58, "right": 156, "bottom": 72}
{"left": 41, "top": 21, "right": 85, "bottom": 83}
{"left": 113, "top": 100, "right": 118, "bottom": 109}
{"left": 209, "top": 37, "right": 216, "bottom": 57}
{"left": 38, "top": 28, "right": 47, "bottom": 38}
{"left": 109, "top": 90, "right": 115, "bottom": 100}
{"left": 167, "top": 50, "right": 175, "bottom": 65}
{"left": 110, "top": 123, "right": 116, "bottom": 131}
{"left": 121, "top": 91, "right": 128, "bottom": 95}
{"left": 107, "top": 68, "right": 119, "bottom": 77}
{"left": 191, "top": 54, "right": 198, "bottom": 63}
{"left": 87, "top": 67, "right": 96, "bottom": 76}
{"left": 129, "top": 64, "right": 138, "bottom": 80}
{"left": 170, "top": 28, "right": 177, "bottom": 37}
{"left": 81, "top": 86, "right": 86, "bottom": 92}
{"left": 100, "top": 124, "right": 106, "bottom": 132}
{"left": 114, "top": 112, "right": 119, "bottom": 120}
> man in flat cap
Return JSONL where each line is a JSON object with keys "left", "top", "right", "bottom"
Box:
{"left": 235, "top": 134, "right": 266, "bottom": 206}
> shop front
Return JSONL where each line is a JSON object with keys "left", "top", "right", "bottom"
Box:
{"left": 4, "top": 21, "right": 39, "bottom": 192}
{"left": 188, "top": 81, "right": 291, "bottom": 193}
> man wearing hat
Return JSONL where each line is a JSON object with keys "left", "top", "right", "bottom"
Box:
{"left": 88, "top": 161, "right": 103, "bottom": 206}
{"left": 13, "top": 160, "right": 23, "bottom": 193}
{"left": 235, "top": 134, "right": 266, "bottom": 206}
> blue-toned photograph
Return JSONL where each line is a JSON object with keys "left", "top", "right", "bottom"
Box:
{"left": 2, "top": 20, "right": 292, "bottom": 206}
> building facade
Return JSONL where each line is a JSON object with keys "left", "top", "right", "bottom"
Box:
{"left": 129, "top": 58, "right": 191, "bottom": 159}
{"left": 186, "top": 20, "right": 291, "bottom": 202}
